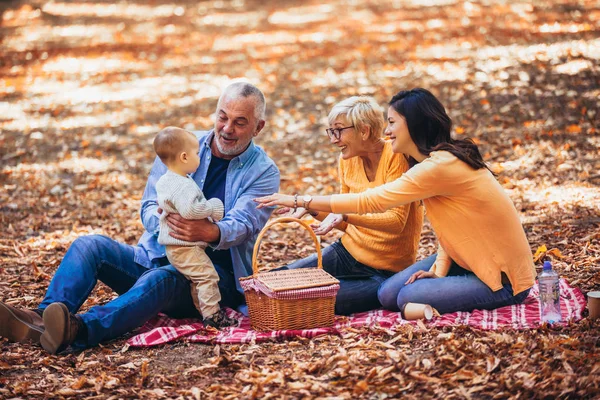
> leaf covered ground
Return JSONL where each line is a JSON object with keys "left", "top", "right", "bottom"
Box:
{"left": 1, "top": 0, "right": 599, "bottom": 398}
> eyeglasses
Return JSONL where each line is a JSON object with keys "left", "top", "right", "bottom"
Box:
{"left": 325, "top": 125, "right": 354, "bottom": 140}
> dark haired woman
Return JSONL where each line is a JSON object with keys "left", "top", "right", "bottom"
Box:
{"left": 255, "top": 88, "right": 535, "bottom": 315}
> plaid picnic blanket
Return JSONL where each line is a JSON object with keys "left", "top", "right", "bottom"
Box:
{"left": 128, "top": 278, "right": 586, "bottom": 347}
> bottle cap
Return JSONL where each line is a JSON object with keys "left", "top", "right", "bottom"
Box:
{"left": 543, "top": 261, "right": 552, "bottom": 270}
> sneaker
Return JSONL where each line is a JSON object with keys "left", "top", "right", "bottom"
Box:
{"left": 203, "top": 309, "right": 237, "bottom": 329}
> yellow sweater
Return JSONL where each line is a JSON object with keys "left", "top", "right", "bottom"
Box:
{"left": 331, "top": 151, "right": 536, "bottom": 295}
{"left": 321, "top": 141, "right": 423, "bottom": 272}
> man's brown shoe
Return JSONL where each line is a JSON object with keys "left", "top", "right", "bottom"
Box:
{"left": 40, "top": 302, "right": 80, "bottom": 354}
{"left": 0, "top": 302, "right": 44, "bottom": 344}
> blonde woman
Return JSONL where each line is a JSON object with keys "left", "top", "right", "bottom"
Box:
{"left": 282, "top": 96, "right": 423, "bottom": 315}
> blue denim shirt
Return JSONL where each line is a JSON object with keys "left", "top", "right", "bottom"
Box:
{"left": 137, "top": 130, "right": 280, "bottom": 292}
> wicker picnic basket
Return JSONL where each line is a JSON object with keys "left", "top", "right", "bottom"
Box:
{"left": 239, "top": 217, "right": 340, "bottom": 331}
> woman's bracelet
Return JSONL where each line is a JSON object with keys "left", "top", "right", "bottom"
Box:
{"left": 293, "top": 194, "right": 298, "bottom": 213}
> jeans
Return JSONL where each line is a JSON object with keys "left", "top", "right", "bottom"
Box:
{"left": 286, "top": 240, "right": 393, "bottom": 315}
{"left": 377, "top": 254, "right": 531, "bottom": 314}
{"left": 39, "top": 235, "right": 244, "bottom": 348}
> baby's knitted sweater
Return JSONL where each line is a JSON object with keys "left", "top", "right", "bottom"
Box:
{"left": 156, "top": 170, "right": 224, "bottom": 246}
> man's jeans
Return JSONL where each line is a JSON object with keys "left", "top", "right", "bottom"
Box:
{"left": 377, "top": 254, "right": 531, "bottom": 314}
{"left": 286, "top": 240, "right": 393, "bottom": 315}
{"left": 39, "top": 235, "right": 243, "bottom": 348}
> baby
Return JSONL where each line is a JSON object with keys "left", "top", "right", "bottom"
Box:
{"left": 154, "top": 126, "right": 236, "bottom": 329}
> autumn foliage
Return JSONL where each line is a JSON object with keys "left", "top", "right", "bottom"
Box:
{"left": 1, "top": 0, "right": 599, "bottom": 398}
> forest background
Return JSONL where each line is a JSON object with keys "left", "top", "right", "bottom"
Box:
{"left": 1, "top": 0, "right": 599, "bottom": 398}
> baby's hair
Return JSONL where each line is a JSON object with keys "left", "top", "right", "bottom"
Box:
{"left": 153, "top": 127, "right": 195, "bottom": 164}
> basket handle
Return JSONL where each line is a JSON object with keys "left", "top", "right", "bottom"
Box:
{"left": 251, "top": 216, "right": 322, "bottom": 276}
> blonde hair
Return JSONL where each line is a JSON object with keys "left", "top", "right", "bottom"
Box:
{"left": 153, "top": 126, "right": 195, "bottom": 164}
{"left": 328, "top": 96, "right": 385, "bottom": 141}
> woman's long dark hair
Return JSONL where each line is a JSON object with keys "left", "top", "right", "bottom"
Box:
{"left": 389, "top": 88, "right": 491, "bottom": 172}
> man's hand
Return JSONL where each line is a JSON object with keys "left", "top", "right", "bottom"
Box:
{"left": 166, "top": 214, "right": 220, "bottom": 243}
{"left": 311, "top": 213, "right": 344, "bottom": 236}
{"left": 405, "top": 270, "right": 438, "bottom": 285}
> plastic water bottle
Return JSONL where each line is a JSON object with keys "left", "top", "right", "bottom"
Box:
{"left": 538, "top": 261, "right": 562, "bottom": 323}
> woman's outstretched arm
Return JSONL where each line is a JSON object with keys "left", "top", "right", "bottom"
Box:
{"left": 254, "top": 194, "right": 334, "bottom": 213}
{"left": 256, "top": 154, "right": 446, "bottom": 215}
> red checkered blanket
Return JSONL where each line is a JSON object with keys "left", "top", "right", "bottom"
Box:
{"left": 128, "top": 279, "right": 586, "bottom": 347}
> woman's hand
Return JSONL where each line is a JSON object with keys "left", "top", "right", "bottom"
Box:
{"left": 311, "top": 213, "right": 344, "bottom": 235}
{"left": 254, "top": 193, "right": 295, "bottom": 209}
{"left": 274, "top": 206, "right": 311, "bottom": 219}
{"left": 405, "top": 270, "right": 438, "bottom": 285}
